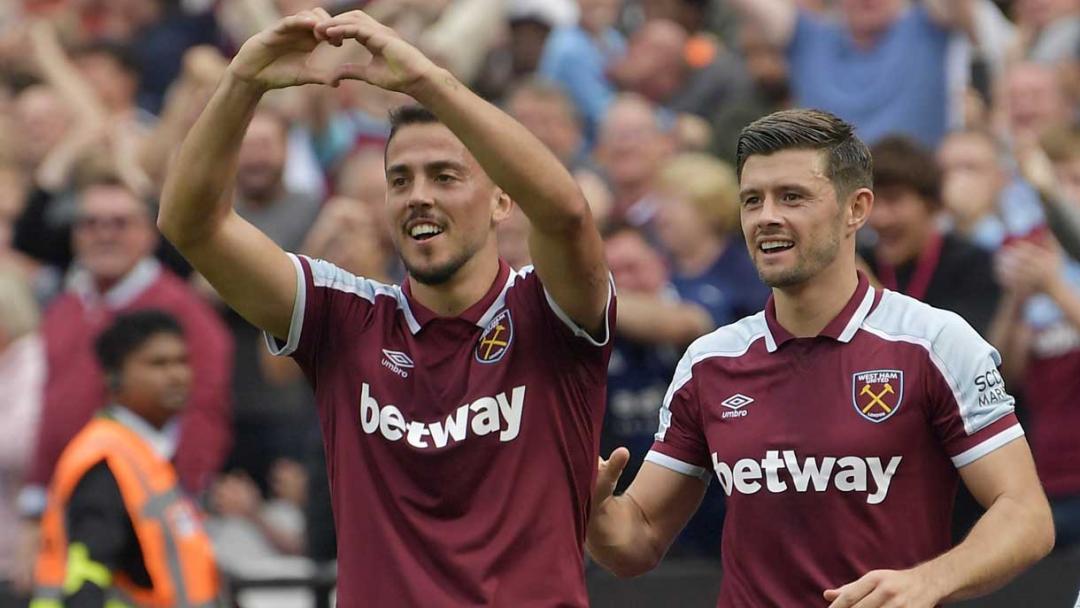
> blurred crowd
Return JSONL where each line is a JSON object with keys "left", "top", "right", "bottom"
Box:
{"left": 0, "top": 0, "right": 1078, "bottom": 603}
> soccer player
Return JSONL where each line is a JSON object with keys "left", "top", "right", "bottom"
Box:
{"left": 158, "top": 9, "right": 613, "bottom": 607}
{"left": 587, "top": 109, "right": 1054, "bottom": 607}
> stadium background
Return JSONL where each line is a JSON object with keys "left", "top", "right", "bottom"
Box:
{"left": 0, "top": 0, "right": 1079, "bottom": 605}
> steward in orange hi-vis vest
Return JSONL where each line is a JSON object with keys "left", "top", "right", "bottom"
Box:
{"left": 32, "top": 412, "right": 219, "bottom": 607}
{"left": 31, "top": 310, "right": 219, "bottom": 608}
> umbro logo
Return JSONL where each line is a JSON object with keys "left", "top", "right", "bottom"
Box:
{"left": 381, "top": 349, "right": 413, "bottom": 378}
{"left": 720, "top": 394, "right": 754, "bottom": 419}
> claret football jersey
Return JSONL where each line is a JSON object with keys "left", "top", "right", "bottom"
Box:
{"left": 648, "top": 272, "right": 1021, "bottom": 607}
{"left": 266, "top": 254, "right": 614, "bottom": 607}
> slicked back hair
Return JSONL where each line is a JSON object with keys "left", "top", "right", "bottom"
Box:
{"left": 387, "top": 105, "right": 441, "bottom": 147}
{"left": 736, "top": 109, "right": 873, "bottom": 201}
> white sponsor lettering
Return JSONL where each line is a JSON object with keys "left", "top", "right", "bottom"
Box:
{"left": 359, "top": 383, "right": 526, "bottom": 449}
{"left": 711, "top": 450, "right": 902, "bottom": 505}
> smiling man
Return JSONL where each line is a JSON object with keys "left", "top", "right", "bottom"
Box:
{"left": 587, "top": 109, "right": 1054, "bottom": 607}
{"left": 158, "top": 9, "right": 612, "bottom": 607}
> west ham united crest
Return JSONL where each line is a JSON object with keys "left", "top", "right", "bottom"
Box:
{"left": 476, "top": 309, "right": 513, "bottom": 364}
{"left": 852, "top": 369, "right": 904, "bottom": 423}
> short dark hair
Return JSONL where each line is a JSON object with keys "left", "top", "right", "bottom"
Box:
{"left": 870, "top": 135, "right": 942, "bottom": 208}
{"left": 736, "top": 109, "right": 873, "bottom": 200}
{"left": 94, "top": 310, "right": 184, "bottom": 378}
{"left": 387, "top": 105, "right": 441, "bottom": 146}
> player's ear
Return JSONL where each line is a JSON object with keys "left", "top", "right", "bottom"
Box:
{"left": 846, "top": 188, "right": 874, "bottom": 235}
{"left": 491, "top": 188, "right": 513, "bottom": 224}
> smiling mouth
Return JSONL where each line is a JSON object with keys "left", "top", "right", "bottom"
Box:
{"left": 759, "top": 239, "right": 794, "bottom": 254}
{"left": 407, "top": 223, "right": 444, "bottom": 242}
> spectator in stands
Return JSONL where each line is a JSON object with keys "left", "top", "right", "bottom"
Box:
{"left": 71, "top": 41, "right": 151, "bottom": 126}
{"left": 474, "top": 0, "right": 576, "bottom": 100}
{"left": 991, "top": 228, "right": 1080, "bottom": 552}
{"left": 226, "top": 107, "right": 322, "bottom": 492}
{"left": 31, "top": 310, "right": 220, "bottom": 606}
{"left": 938, "top": 128, "right": 1012, "bottom": 250}
{"left": 18, "top": 173, "right": 232, "bottom": 532}
{"left": 1013, "top": 0, "right": 1080, "bottom": 63}
{"left": 861, "top": 135, "right": 1001, "bottom": 335}
{"left": 654, "top": 153, "right": 770, "bottom": 325}
{"left": 602, "top": 225, "right": 711, "bottom": 487}
{"left": 505, "top": 78, "right": 588, "bottom": 170}
{"left": 595, "top": 94, "right": 675, "bottom": 225}
{"left": 730, "top": 0, "right": 979, "bottom": 147}
{"left": 539, "top": 0, "right": 626, "bottom": 145}
{"left": 0, "top": 269, "right": 44, "bottom": 604}
{"left": 1000, "top": 62, "right": 1074, "bottom": 143}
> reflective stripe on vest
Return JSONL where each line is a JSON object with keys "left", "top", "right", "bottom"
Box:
{"left": 33, "top": 418, "right": 219, "bottom": 607}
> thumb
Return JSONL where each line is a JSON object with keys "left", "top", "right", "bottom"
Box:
{"left": 823, "top": 589, "right": 840, "bottom": 601}
{"left": 330, "top": 62, "right": 371, "bottom": 87}
{"left": 595, "top": 447, "right": 631, "bottom": 499}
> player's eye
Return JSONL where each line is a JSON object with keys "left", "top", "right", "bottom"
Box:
{"left": 390, "top": 176, "right": 408, "bottom": 188}
{"left": 782, "top": 192, "right": 802, "bottom": 202}
{"left": 742, "top": 196, "right": 761, "bottom": 207}
{"left": 435, "top": 173, "right": 455, "bottom": 184}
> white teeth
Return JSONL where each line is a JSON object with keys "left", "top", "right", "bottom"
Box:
{"left": 760, "top": 240, "right": 793, "bottom": 251}
{"left": 409, "top": 223, "right": 443, "bottom": 238}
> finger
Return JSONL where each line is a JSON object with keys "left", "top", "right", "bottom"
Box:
{"left": 275, "top": 13, "right": 320, "bottom": 35}
{"left": 311, "top": 7, "right": 333, "bottom": 41}
{"left": 849, "top": 587, "right": 892, "bottom": 608}
{"left": 825, "top": 578, "right": 876, "bottom": 608}
{"left": 598, "top": 447, "right": 631, "bottom": 488}
{"left": 330, "top": 62, "right": 371, "bottom": 87}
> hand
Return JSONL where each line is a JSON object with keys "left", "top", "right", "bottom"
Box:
{"left": 315, "top": 10, "right": 440, "bottom": 95}
{"left": 824, "top": 568, "right": 942, "bottom": 608}
{"left": 1015, "top": 135, "right": 1059, "bottom": 198}
{"left": 996, "top": 240, "right": 1062, "bottom": 296}
{"left": 593, "top": 447, "right": 630, "bottom": 508}
{"left": 229, "top": 9, "right": 336, "bottom": 91}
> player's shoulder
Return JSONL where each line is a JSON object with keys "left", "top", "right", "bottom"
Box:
{"left": 684, "top": 311, "right": 770, "bottom": 364}
{"left": 862, "top": 289, "right": 988, "bottom": 354}
{"left": 299, "top": 254, "right": 403, "bottom": 305}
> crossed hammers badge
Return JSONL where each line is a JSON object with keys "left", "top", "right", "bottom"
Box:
{"left": 852, "top": 370, "right": 904, "bottom": 423}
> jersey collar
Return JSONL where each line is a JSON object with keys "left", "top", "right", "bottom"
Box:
{"left": 401, "top": 260, "right": 512, "bottom": 332}
{"left": 763, "top": 271, "right": 878, "bottom": 353}
{"left": 104, "top": 405, "right": 180, "bottom": 461}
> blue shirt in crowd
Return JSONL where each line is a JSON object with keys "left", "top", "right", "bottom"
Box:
{"left": 539, "top": 25, "right": 626, "bottom": 147}
{"left": 787, "top": 6, "right": 951, "bottom": 148}
{"left": 671, "top": 241, "right": 771, "bottom": 327}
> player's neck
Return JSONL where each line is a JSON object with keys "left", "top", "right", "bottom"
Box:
{"left": 407, "top": 250, "right": 501, "bottom": 318}
{"left": 772, "top": 259, "right": 860, "bottom": 338}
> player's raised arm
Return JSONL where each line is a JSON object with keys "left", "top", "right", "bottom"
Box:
{"left": 587, "top": 452, "right": 707, "bottom": 577}
{"left": 158, "top": 10, "right": 333, "bottom": 340}
{"left": 317, "top": 11, "right": 610, "bottom": 336}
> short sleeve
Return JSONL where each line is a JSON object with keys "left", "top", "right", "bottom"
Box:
{"left": 517, "top": 267, "right": 615, "bottom": 353}
{"left": 924, "top": 312, "right": 1023, "bottom": 468}
{"left": 645, "top": 353, "right": 711, "bottom": 482}
{"left": 263, "top": 254, "right": 387, "bottom": 366}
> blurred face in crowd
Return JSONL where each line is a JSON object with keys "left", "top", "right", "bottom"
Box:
{"left": 611, "top": 20, "right": 687, "bottom": 104}
{"left": 509, "top": 19, "right": 553, "bottom": 75}
{"left": 655, "top": 187, "right": 714, "bottom": 262}
{"left": 643, "top": 0, "right": 704, "bottom": 32}
{"left": 1016, "top": 0, "right": 1079, "bottom": 27}
{"left": 604, "top": 229, "right": 667, "bottom": 294}
{"left": 937, "top": 132, "right": 1005, "bottom": 231}
{"left": 1004, "top": 64, "right": 1070, "bottom": 138}
{"left": 578, "top": 0, "right": 621, "bottom": 34}
{"left": 116, "top": 332, "right": 192, "bottom": 425}
{"left": 596, "top": 97, "right": 673, "bottom": 199}
{"left": 869, "top": 185, "right": 934, "bottom": 266}
{"left": 74, "top": 52, "right": 138, "bottom": 114}
{"left": 385, "top": 122, "right": 511, "bottom": 286}
{"left": 73, "top": 184, "right": 156, "bottom": 286}
{"left": 739, "top": 22, "right": 790, "bottom": 105}
{"left": 840, "top": 0, "right": 905, "bottom": 40}
{"left": 14, "top": 86, "right": 71, "bottom": 169}
{"left": 237, "top": 112, "right": 289, "bottom": 205}
{"left": 740, "top": 150, "right": 863, "bottom": 288}
{"left": 507, "top": 88, "right": 583, "bottom": 167}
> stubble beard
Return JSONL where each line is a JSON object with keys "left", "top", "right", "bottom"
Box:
{"left": 402, "top": 240, "right": 480, "bottom": 286}
{"left": 758, "top": 226, "right": 842, "bottom": 289}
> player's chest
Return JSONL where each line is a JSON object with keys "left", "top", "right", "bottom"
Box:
{"left": 323, "top": 313, "right": 540, "bottom": 449}
{"left": 698, "top": 341, "right": 932, "bottom": 459}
